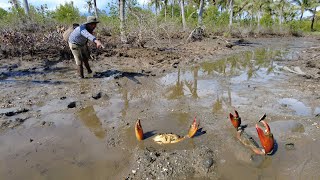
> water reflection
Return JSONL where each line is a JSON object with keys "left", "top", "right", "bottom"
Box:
{"left": 166, "top": 69, "right": 185, "bottom": 99}
{"left": 185, "top": 66, "right": 199, "bottom": 99}
{"left": 162, "top": 48, "right": 288, "bottom": 113}
{"left": 201, "top": 48, "right": 281, "bottom": 80}
{"left": 77, "top": 106, "right": 106, "bottom": 139}
{"left": 212, "top": 96, "right": 223, "bottom": 113}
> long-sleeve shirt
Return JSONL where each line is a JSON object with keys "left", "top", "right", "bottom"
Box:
{"left": 68, "top": 24, "right": 96, "bottom": 46}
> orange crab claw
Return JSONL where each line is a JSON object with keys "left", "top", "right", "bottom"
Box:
{"left": 188, "top": 117, "right": 199, "bottom": 138}
{"left": 256, "top": 117, "right": 274, "bottom": 154}
{"left": 135, "top": 119, "right": 144, "bottom": 141}
{"left": 229, "top": 110, "right": 241, "bottom": 129}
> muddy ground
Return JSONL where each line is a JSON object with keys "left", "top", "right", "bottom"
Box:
{"left": 1, "top": 36, "right": 320, "bottom": 180}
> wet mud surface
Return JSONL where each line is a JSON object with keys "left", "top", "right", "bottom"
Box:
{"left": 1, "top": 37, "right": 320, "bottom": 179}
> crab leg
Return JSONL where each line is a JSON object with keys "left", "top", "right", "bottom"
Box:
{"left": 135, "top": 119, "right": 144, "bottom": 141}
{"left": 236, "top": 128, "right": 266, "bottom": 155}
{"left": 256, "top": 114, "right": 274, "bottom": 154}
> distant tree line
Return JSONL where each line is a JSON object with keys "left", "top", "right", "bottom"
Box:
{"left": 1, "top": 0, "right": 320, "bottom": 40}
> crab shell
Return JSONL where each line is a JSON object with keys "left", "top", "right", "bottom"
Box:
{"left": 152, "top": 133, "right": 185, "bottom": 144}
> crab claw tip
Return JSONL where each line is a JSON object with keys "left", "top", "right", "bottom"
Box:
{"left": 188, "top": 117, "right": 199, "bottom": 138}
{"left": 135, "top": 119, "right": 144, "bottom": 141}
{"left": 259, "top": 113, "right": 267, "bottom": 122}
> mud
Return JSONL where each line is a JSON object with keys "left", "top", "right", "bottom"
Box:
{"left": 1, "top": 36, "right": 320, "bottom": 179}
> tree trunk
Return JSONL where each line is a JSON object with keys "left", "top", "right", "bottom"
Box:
{"left": 155, "top": 0, "right": 158, "bottom": 16}
{"left": 164, "top": 0, "right": 167, "bottom": 21}
{"left": 180, "top": 0, "right": 186, "bottom": 30}
{"left": 299, "top": 10, "right": 304, "bottom": 21}
{"left": 257, "top": 5, "right": 262, "bottom": 30}
{"left": 119, "top": 0, "right": 127, "bottom": 43}
{"left": 171, "top": 0, "right": 174, "bottom": 18}
{"left": 228, "top": 0, "right": 233, "bottom": 29}
{"left": 311, "top": 7, "right": 316, "bottom": 31}
{"left": 93, "top": 0, "right": 98, "bottom": 18}
{"left": 198, "top": 0, "right": 204, "bottom": 26}
{"left": 23, "top": 0, "right": 30, "bottom": 15}
{"left": 279, "top": 3, "right": 284, "bottom": 25}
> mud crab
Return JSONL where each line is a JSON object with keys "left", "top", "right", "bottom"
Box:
{"left": 229, "top": 111, "right": 274, "bottom": 155}
{"left": 135, "top": 117, "right": 199, "bottom": 144}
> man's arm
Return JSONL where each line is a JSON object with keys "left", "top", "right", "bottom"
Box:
{"left": 80, "top": 27, "right": 96, "bottom": 42}
{"left": 80, "top": 27, "right": 104, "bottom": 48}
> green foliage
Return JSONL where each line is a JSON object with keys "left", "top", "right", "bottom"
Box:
{"left": 185, "top": 5, "right": 197, "bottom": 20}
{"left": 0, "top": 0, "right": 319, "bottom": 37}
{"left": 26, "top": 5, "right": 54, "bottom": 24}
{"left": 260, "top": 14, "right": 274, "bottom": 28}
{"left": 107, "top": 2, "right": 118, "bottom": 18}
{"left": 0, "top": 8, "right": 8, "bottom": 19}
{"left": 52, "top": 2, "right": 80, "bottom": 24}
{"left": 0, "top": 6, "right": 26, "bottom": 27}
{"left": 184, "top": 5, "right": 198, "bottom": 27}
{"left": 203, "top": 6, "right": 219, "bottom": 25}
{"left": 159, "top": 4, "right": 180, "bottom": 19}
{"left": 216, "top": 11, "right": 229, "bottom": 27}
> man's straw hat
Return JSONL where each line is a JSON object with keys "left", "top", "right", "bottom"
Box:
{"left": 84, "top": 16, "right": 99, "bottom": 25}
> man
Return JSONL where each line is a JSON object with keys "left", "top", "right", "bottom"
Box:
{"left": 68, "top": 16, "right": 104, "bottom": 78}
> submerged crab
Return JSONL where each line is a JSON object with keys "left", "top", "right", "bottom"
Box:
{"left": 230, "top": 111, "right": 275, "bottom": 155}
{"left": 135, "top": 117, "right": 199, "bottom": 144}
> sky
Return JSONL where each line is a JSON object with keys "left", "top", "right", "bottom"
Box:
{"left": 0, "top": 0, "right": 148, "bottom": 13}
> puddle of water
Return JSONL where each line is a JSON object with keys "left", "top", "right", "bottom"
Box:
{"left": 77, "top": 106, "right": 106, "bottom": 139}
{"left": 0, "top": 122, "right": 130, "bottom": 180}
{"left": 124, "top": 111, "right": 200, "bottom": 151}
{"left": 160, "top": 48, "right": 290, "bottom": 114}
{"left": 162, "top": 48, "right": 287, "bottom": 99}
{"left": 278, "top": 98, "right": 312, "bottom": 116}
{"left": 201, "top": 48, "right": 284, "bottom": 82}
{"left": 218, "top": 119, "right": 318, "bottom": 179}
{"left": 245, "top": 120, "right": 305, "bottom": 138}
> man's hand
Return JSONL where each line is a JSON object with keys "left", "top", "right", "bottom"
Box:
{"left": 94, "top": 39, "right": 105, "bottom": 49}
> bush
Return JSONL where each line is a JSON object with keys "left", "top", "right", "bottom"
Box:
{"left": 260, "top": 14, "right": 273, "bottom": 28}
{"left": 0, "top": 8, "right": 8, "bottom": 19}
{"left": 52, "top": 2, "right": 80, "bottom": 24}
